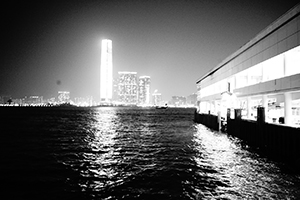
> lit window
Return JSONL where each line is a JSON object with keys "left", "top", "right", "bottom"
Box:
{"left": 285, "top": 46, "right": 300, "bottom": 76}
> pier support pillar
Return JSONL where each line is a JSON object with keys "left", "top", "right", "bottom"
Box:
{"left": 284, "top": 92, "right": 292, "bottom": 126}
{"left": 257, "top": 107, "right": 265, "bottom": 123}
{"left": 227, "top": 108, "right": 231, "bottom": 120}
{"left": 234, "top": 109, "right": 242, "bottom": 120}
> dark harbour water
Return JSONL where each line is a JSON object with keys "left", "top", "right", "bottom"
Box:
{"left": 1, "top": 107, "right": 300, "bottom": 199}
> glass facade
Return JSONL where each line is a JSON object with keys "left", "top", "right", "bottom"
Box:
{"left": 118, "top": 72, "right": 138, "bottom": 104}
{"left": 200, "top": 45, "right": 300, "bottom": 98}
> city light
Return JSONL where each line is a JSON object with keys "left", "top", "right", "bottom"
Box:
{"left": 100, "top": 39, "right": 113, "bottom": 102}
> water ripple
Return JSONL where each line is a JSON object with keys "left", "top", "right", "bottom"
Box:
{"left": 2, "top": 107, "right": 300, "bottom": 199}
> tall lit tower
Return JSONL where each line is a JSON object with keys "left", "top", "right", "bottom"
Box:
{"left": 100, "top": 39, "right": 113, "bottom": 102}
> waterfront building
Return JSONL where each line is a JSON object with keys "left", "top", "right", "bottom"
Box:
{"left": 171, "top": 96, "right": 186, "bottom": 107}
{"left": 45, "top": 97, "right": 56, "bottom": 104}
{"left": 0, "top": 95, "right": 12, "bottom": 105}
{"left": 22, "top": 96, "right": 43, "bottom": 105}
{"left": 152, "top": 90, "right": 162, "bottom": 106}
{"left": 196, "top": 4, "right": 300, "bottom": 126}
{"left": 118, "top": 72, "right": 138, "bottom": 104}
{"left": 100, "top": 39, "right": 113, "bottom": 102}
{"left": 138, "top": 76, "right": 151, "bottom": 105}
{"left": 74, "top": 96, "right": 93, "bottom": 106}
{"left": 186, "top": 93, "right": 197, "bottom": 107}
{"left": 58, "top": 91, "right": 70, "bottom": 103}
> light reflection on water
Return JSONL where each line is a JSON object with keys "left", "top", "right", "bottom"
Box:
{"left": 59, "top": 107, "right": 300, "bottom": 199}
{"left": 81, "top": 108, "right": 120, "bottom": 190}
{"left": 193, "top": 124, "right": 300, "bottom": 199}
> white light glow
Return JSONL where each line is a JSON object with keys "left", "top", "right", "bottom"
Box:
{"left": 100, "top": 39, "right": 113, "bottom": 101}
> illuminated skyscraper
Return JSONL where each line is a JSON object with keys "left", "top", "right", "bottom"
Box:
{"left": 100, "top": 39, "right": 113, "bottom": 102}
{"left": 118, "top": 72, "right": 138, "bottom": 104}
{"left": 138, "top": 76, "right": 151, "bottom": 105}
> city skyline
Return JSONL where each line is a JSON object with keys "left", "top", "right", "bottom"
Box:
{"left": 1, "top": 1, "right": 299, "bottom": 101}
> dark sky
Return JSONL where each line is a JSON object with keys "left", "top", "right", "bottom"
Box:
{"left": 1, "top": 0, "right": 299, "bottom": 101}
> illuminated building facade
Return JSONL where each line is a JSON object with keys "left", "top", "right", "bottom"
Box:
{"left": 152, "top": 90, "right": 162, "bottom": 106}
{"left": 74, "top": 96, "right": 93, "bottom": 106}
{"left": 138, "top": 76, "right": 151, "bottom": 105}
{"left": 118, "top": 72, "right": 138, "bottom": 104}
{"left": 171, "top": 96, "right": 186, "bottom": 107}
{"left": 22, "top": 96, "right": 43, "bottom": 105}
{"left": 100, "top": 39, "right": 113, "bottom": 102}
{"left": 58, "top": 91, "right": 70, "bottom": 103}
{"left": 196, "top": 4, "right": 300, "bottom": 126}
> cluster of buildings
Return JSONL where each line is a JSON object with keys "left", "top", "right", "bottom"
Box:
{"left": 100, "top": 40, "right": 153, "bottom": 106}
{"left": 0, "top": 91, "right": 94, "bottom": 107}
{"left": 114, "top": 72, "right": 151, "bottom": 105}
{"left": 196, "top": 4, "right": 300, "bottom": 127}
{"left": 100, "top": 39, "right": 197, "bottom": 107}
{"left": 0, "top": 38, "right": 197, "bottom": 107}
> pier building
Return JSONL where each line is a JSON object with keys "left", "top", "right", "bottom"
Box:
{"left": 196, "top": 4, "right": 300, "bottom": 127}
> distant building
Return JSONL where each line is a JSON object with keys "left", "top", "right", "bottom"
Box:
{"left": 22, "top": 96, "right": 43, "bottom": 105}
{"left": 45, "top": 97, "right": 56, "bottom": 104}
{"left": 186, "top": 93, "right": 197, "bottom": 106}
{"left": 118, "top": 72, "right": 138, "bottom": 104}
{"left": 0, "top": 95, "right": 12, "bottom": 104}
{"left": 58, "top": 91, "right": 70, "bottom": 103}
{"left": 12, "top": 98, "right": 22, "bottom": 105}
{"left": 152, "top": 90, "right": 162, "bottom": 106}
{"left": 171, "top": 96, "right": 186, "bottom": 107}
{"left": 74, "top": 96, "right": 93, "bottom": 106}
{"left": 100, "top": 39, "right": 113, "bottom": 102}
{"left": 112, "top": 78, "right": 119, "bottom": 102}
{"left": 138, "top": 76, "right": 151, "bottom": 105}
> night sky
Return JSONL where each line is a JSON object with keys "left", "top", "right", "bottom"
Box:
{"left": 1, "top": 0, "right": 299, "bottom": 101}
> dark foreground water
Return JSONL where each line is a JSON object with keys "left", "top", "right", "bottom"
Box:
{"left": 1, "top": 107, "right": 300, "bottom": 199}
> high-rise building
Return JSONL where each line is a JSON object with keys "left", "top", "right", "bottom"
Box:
{"left": 58, "top": 91, "right": 70, "bottom": 103}
{"left": 138, "top": 76, "right": 151, "bottom": 105}
{"left": 100, "top": 39, "right": 113, "bottom": 102}
{"left": 118, "top": 72, "right": 138, "bottom": 104}
{"left": 152, "top": 90, "right": 162, "bottom": 106}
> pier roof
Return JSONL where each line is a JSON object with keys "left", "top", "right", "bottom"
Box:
{"left": 196, "top": 3, "right": 300, "bottom": 84}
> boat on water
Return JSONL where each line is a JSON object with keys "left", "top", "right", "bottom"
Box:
{"left": 155, "top": 104, "right": 168, "bottom": 109}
